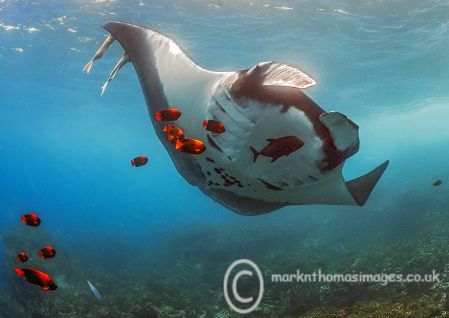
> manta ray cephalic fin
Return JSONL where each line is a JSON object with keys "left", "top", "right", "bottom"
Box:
{"left": 319, "top": 111, "right": 360, "bottom": 158}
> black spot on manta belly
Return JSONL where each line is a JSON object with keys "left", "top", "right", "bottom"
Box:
{"left": 206, "top": 157, "right": 215, "bottom": 163}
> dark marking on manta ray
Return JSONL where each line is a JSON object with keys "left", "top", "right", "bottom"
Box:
{"left": 207, "top": 134, "right": 223, "bottom": 153}
{"left": 214, "top": 168, "right": 222, "bottom": 174}
{"left": 258, "top": 178, "right": 282, "bottom": 191}
{"left": 308, "top": 175, "right": 318, "bottom": 181}
{"left": 206, "top": 171, "right": 211, "bottom": 176}
{"left": 214, "top": 182, "right": 219, "bottom": 186}
{"left": 230, "top": 61, "right": 349, "bottom": 171}
{"left": 206, "top": 157, "right": 215, "bottom": 163}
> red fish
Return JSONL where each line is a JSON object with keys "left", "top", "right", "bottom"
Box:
{"left": 16, "top": 252, "right": 28, "bottom": 263}
{"left": 38, "top": 246, "right": 56, "bottom": 259}
{"left": 175, "top": 138, "right": 206, "bottom": 155}
{"left": 21, "top": 213, "right": 41, "bottom": 227}
{"left": 14, "top": 267, "right": 57, "bottom": 291}
{"left": 163, "top": 124, "right": 185, "bottom": 143}
{"left": 250, "top": 136, "right": 304, "bottom": 163}
{"left": 203, "top": 120, "right": 225, "bottom": 134}
{"left": 131, "top": 156, "right": 148, "bottom": 167}
{"left": 155, "top": 108, "right": 181, "bottom": 121}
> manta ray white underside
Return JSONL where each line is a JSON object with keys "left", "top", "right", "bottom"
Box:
{"left": 83, "top": 21, "right": 389, "bottom": 215}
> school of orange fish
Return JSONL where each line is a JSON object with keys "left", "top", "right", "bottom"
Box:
{"left": 14, "top": 213, "right": 58, "bottom": 291}
{"left": 13, "top": 108, "right": 223, "bottom": 292}
{"left": 131, "top": 107, "right": 225, "bottom": 167}
{"left": 11, "top": 106, "right": 305, "bottom": 293}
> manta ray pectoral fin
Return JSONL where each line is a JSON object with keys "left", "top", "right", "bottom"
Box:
{"left": 346, "top": 160, "right": 389, "bottom": 206}
{"left": 319, "top": 112, "right": 360, "bottom": 158}
{"left": 102, "top": 21, "right": 222, "bottom": 116}
{"left": 99, "top": 22, "right": 223, "bottom": 187}
{"left": 207, "top": 188, "right": 286, "bottom": 215}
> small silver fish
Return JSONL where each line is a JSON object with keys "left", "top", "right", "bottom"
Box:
{"left": 87, "top": 279, "right": 102, "bottom": 300}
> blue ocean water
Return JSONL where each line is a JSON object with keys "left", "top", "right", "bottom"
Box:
{"left": 1, "top": 0, "right": 449, "bottom": 316}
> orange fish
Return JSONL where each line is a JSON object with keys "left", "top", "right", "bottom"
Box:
{"left": 203, "top": 120, "right": 225, "bottom": 134}
{"left": 155, "top": 108, "right": 181, "bottom": 121}
{"left": 175, "top": 138, "right": 206, "bottom": 155}
{"left": 131, "top": 156, "right": 148, "bottom": 167}
{"left": 16, "top": 252, "right": 28, "bottom": 263}
{"left": 21, "top": 213, "right": 41, "bottom": 227}
{"left": 163, "top": 124, "right": 185, "bottom": 143}
{"left": 14, "top": 267, "right": 57, "bottom": 291}
{"left": 38, "top": 246, "right": 56, "bottom": 259}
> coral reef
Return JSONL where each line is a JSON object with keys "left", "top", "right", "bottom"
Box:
{"left": 1, "top": 187, "right": 449, "bottom": 317}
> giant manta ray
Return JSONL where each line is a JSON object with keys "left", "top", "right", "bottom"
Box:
{"left": 84, "top": 21, "right": 389, "bottom": 215}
